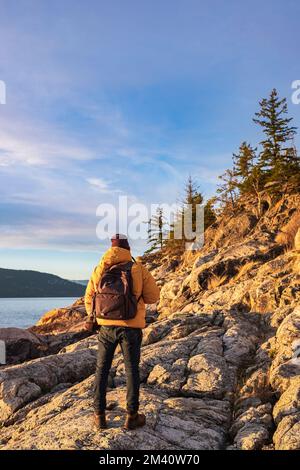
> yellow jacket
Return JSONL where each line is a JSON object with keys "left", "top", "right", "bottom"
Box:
{"left": 84, "top": 247, "right": 160, "bottom": 329}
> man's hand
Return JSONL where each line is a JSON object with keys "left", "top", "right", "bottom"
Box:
{"left": 84, "top": 318, "right": 95, "bottom": 333}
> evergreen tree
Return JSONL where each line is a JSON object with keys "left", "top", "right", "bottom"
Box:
{"left": 216, "top": 169, "right": 239, "bottom": 209}
{"left": 253, "top": 88, "right": 299, "bottom": 184}
{"left": 281, "top": 144, "right": 300, "bottom": 188}
{"left": 165, "top": 176, "right": 205, "bottom": 249}
{"left": 183, "top": 176, "right": 203, "bottom": 237}
{"left": 145, "top": 207, "right": 167, "bottom": 252}
{"left": 232, "top": 142, "right": 257, "bottom": 193}
{"left": 184, "top": 175, "right": 203, "bottom": 205}
{"left": 167, "top": 212, "right": 185, "bottom": 251}
{"left": 204, "top": 197, "right": 217, "bottom": 229}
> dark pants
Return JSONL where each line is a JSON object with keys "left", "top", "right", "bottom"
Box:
{"left": 93, "top": 326, "right": 143, "bottom": 415}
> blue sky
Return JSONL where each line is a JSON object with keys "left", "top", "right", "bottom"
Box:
{"left": 0, "top": 0, "right": 300, "bottom": 279}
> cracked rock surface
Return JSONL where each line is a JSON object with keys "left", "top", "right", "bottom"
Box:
{"left": 0, "top": 195, "right": 299, "bottom": 450}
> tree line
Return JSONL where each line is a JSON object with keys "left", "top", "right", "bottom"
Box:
{"left": 146, "top": 89, "right": 300, "bottom": 253}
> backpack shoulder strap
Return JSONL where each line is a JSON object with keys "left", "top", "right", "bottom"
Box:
{"left": 107, "top": 260, "right": 133, "bottom": 271}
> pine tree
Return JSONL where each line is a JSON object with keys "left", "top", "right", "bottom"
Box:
{"left": 184, "top": 175, "right": 203, "bottom": 205}
{"left": 232, "top": 142, "right": 257, "bottom": 193}
{"left": 183, "top": 176, "right": 203, "bottom": 237}
{"left": 281, "top": 144, "right": 300, "bottom": 188}
{"left": 253, "top": 88, "right": 299, "bottom": 185}
{"left": 167, "top": 213, "right": 185, "bottom": 251}
{"left": 145, "top": 207, "right": 167, "bottom": 252}
{"left": 165, "top": 177, "right": 204, "bottom": 249}
{"left": 204, "top": 197, "right": 217, "bottom": 229}
{"left": 216, "top": 169, "right": 239, "bottom": 209}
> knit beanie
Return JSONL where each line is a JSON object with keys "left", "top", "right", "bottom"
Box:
{"left": 111, "top": 233, "right": 130, "bottom": 251}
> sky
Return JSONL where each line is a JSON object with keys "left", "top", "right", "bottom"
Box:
{"left": 0, "top": 0, "right": 300, "bottom": 279}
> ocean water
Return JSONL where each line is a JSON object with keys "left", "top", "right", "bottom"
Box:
{"left": 0, "top": 297, "right": 78, "bottom": 329}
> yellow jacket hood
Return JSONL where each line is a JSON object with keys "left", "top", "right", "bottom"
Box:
{"left": 98, "top": 246, "right": 132, "bottom": 269}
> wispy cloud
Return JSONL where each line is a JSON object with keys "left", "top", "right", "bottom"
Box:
{"left": 86, "top": 177, "right": 110, "bottom": 192}
{"left": 0, "top": 122, "right": 95, "bottom": 168}
{"left": 0, "top": 0, "right": 299, "bottom": 276}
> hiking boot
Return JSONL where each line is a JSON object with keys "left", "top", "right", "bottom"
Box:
{"left": 93, "top": 412, "right": 107, "bottom": 430}
{"left": 124, "top": 412, "right": 146, "bottom": 430}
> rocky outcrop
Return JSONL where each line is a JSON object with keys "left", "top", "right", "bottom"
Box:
{"left": 0, "top": 307, "right": 280, "bottom": 450}
{"left": 146, "top": 194, "right": 300, "bottom": 450}
{"left": 0, "top": 194, "right": 299, "bottom": 450}
{"left": 0, "top": 310, "right": 249, "bottom": 449}
{"left": 0, "top": 327, "right": 92, "bottom": 366}
{"left": 0, "top": 328, "right": 48, "bottom": 364}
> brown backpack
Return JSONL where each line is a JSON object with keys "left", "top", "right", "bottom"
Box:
{"left": 94, "top": 261, "right": 138, "bottom": 320}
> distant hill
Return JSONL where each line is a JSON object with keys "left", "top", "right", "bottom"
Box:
{"left": 0, "top": 268, "right": 86, "bottom": 298}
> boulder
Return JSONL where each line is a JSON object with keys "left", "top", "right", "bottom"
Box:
{"left": 0, "top": 328, "right": 47, "bottom": 364}
{"left": 231, "top": 403, "right": 273, "bottom": 450}
{"left": 31, "top": 297, "right": 87, "bottom": 335}
{"left": 273, "top": 412, "right": 300, "bottom": 450}
{"left": 270, "top": 307, "right": 300, "bottom": 393}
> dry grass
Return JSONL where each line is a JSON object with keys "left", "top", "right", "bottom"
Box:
{"left": 207, "top": 273, "right": 228, "bottom": 290}
{"left": 275, "top": 231, "right": 290, "bottom": 246}
{"left": 275, "top": 210, "right": 300, "bottom": 248}
{"left": 275, "top": 210, "right": 300, "bottom": 273}
{"left": 182, "top": 250, "right": 200, "bottom": 267}
{"left": 233, "top": 261, "right": 256, "bottom": 282}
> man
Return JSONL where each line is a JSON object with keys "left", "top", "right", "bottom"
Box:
{"left": 85, "top": 234, "right": 160, "bottom": 431}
